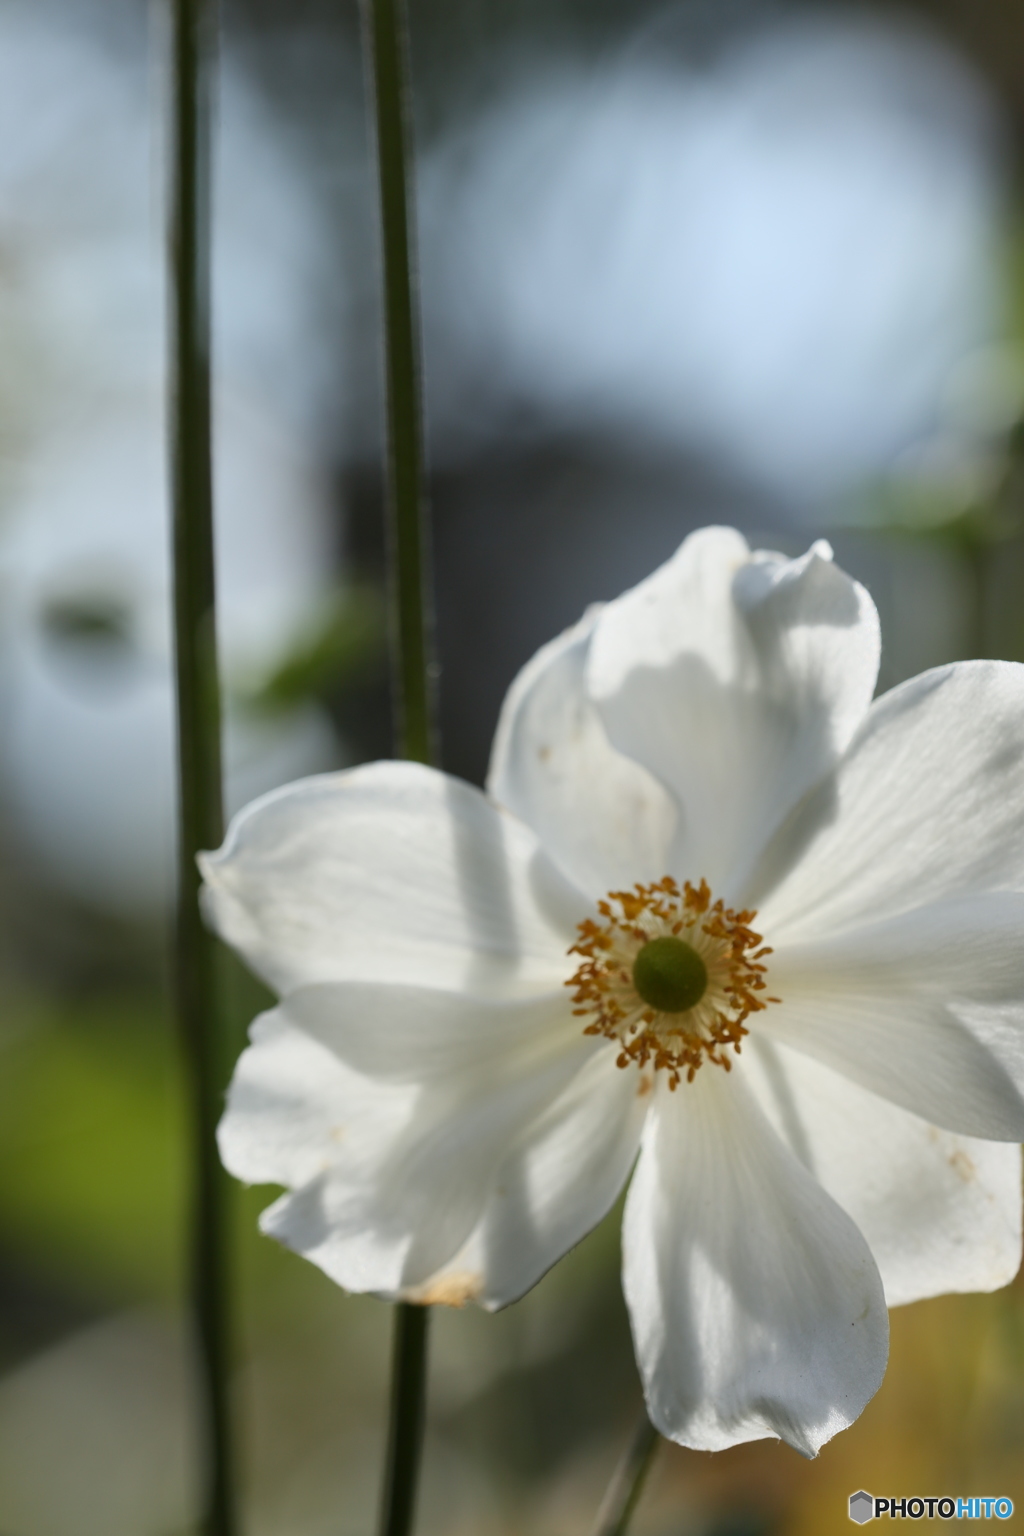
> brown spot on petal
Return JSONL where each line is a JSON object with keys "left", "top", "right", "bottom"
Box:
{"left": 948, "top": 1149, "right": 976, "bottom": 1182}
{"left": 404, "top": 1271, "right": 483, "bottom": 1308}
{"left": 636, "top": 1076, "right": 653, "bottom": 1098}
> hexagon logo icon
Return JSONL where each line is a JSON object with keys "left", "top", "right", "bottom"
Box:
{"left": 849, "top": 1490, "right": 874, "bottom": 1524}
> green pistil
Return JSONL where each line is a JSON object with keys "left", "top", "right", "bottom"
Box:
{"left": 632, "top": 936, "right": 708, "bottom": 1014}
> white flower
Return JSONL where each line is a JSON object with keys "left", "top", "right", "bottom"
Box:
{"left": 203, "top": 527, "right": 1024, "bottom": 1456}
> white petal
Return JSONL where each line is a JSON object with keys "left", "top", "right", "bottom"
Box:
{"left": 246, "top": 1022, "right": 598, "bottom": 1296}
{"left": 404, "top": 1045, "right": 648, "bottom": 1309}
{"left": 223, "top": 997, "right": 646, "bottom": 1305}
{"left": 588, "top": 527, "right": 879, "bottom": 899}
{"left": 487, "top": 606, "right": 677, "bottom": 897}
{"left": 756, "top": 660, "right": 1024, "bottom": 937}
{"left": 257, "top": 1067, "right": 575, "bottom": 1294}
{"left": 622, "top": 1068, "right": 887, "bottom": 1457}
{"left": 200, "top": 760, "right": 585, "bottom": 996}
{"left": 217, "top": 1009, "right": 415, "bottom": 1190}
{"left": 763, "top": 894, "right": 1024, "bottom": 1139}
{"left": 743, "top": 1038, "right": 1022, "bottom": 1308}
{"left": 282, "top": 980, "right": 579, "bottom": 1084}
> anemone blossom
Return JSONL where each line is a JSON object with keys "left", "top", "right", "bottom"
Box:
{"left": 203, "top": 527, "right": 1024, "bottom": 1455}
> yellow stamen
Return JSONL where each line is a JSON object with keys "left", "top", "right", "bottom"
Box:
{"left": 566, "top": 876, "right": 778, "bottom": 1088}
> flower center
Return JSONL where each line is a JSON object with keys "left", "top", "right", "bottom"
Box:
{"left": 567, "top": 876, "right": 779, "bottom": 1088}
{"left": 632, "top": 936, "right": 707, "bottom": 1013}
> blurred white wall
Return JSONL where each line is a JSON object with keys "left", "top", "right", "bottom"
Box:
{"left": 420, "top": 7, "right": 1014, "bottom": 517}
{"left": 0, "top": 4, "right": 344, "bottom": 915}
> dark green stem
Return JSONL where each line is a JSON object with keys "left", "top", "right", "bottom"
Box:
{"left": 361, "top": 1, "right": 435, "bottom": 1533}
{"left": 363, "top": 0, "right": 436, "bottom": 767}
{"left": 169, "top": 2, "right": 236, "bottom": 1533}
{"left": 590, "top": 1413, "right": 660, "bottom": 1536}
{"left": 378, "top": 1304, "right": 431, "bottom": 1536}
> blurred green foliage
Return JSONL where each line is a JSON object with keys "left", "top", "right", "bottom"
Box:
{"left": 242, "top": 584, "right": 388, "bottom": 717}
{"left": 0, "top": 997, "right": 185, "bottom": 1306}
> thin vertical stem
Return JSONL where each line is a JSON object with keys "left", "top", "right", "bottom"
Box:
{"left": 169, "top": 2, "right": 236, "bottom": 1534}
{"left": 363, "top": 0, "right": 436, "bottom": 767}
{"left": 378, "top": 1303, "right": 431, "bottom": 1536}
{"left": 361, "top": 1, "right": 435, "bottom": 1533}
{"left": 590, "top": 1413, "right": 660, "bottom": 1536}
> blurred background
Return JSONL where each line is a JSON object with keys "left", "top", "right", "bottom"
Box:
{"left": 0, "top": 0, "right": 1022, "bottom": 1531}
